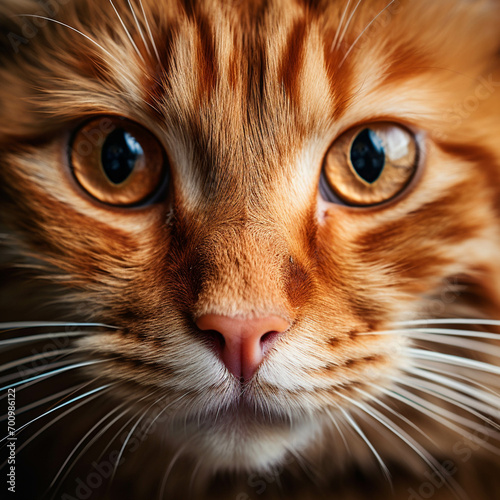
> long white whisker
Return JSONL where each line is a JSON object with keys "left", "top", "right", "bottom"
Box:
{"left": 395, "top": 374, "right": 500, "bottom": 432}
{"left": 49, "top": 402, "right": 131, "bottom": 493}
{"left": 406, "top": 365, "right": 500, "bottom": 415}
{"left": 108, "top": 0, "right": 145, "bottom": 62}
{"left": 0, "top": 322, "right": 116, "bottom": 331}
{"left": 0, "top": 381, "right": 101, "bottom": 469}
{"left": 137, "top": 0, "right": 161, "bottom": 65}
{"left": 0, "top": 332, "right": 89, "bottom": 348}
{"left": 399, "top": 327, "right": 499, "bottom": 340}
{"left": 340, "top": 393, "right": 467, "bottom": 500}
{"left": 356, "top": 386, "right": 433, "bottom": 442}
{"left": 0, "top": 360, "right": 105, "bottom": 392}
{"left": 384, "top": 385, "right": 500, "bottom": 456}
{"left": 339, "top": 0, "right": 397, "bottom": 68}
{"left": 0, "top": 348, "right": 75, "bottom": 374}
{"left": 188, "top": 459, "right": 204, "bottom": 499}
{"left": 1, "top": 384, "right": 83, "bottom": 422}
{"left": 409, "top": 348, "right": 500, "bottom": 376}
{"left": 331, "top": 0, "right": 353, "bottom": 51}
{"left": 0, "top": 357, "right": 85, "bottom": 385}
{"left": 413, "top": 360, "right": 500, "bottom": 391}
{"left": 335, "top": 403, "right": 392, "bottom": 483}
{"left": 127, "top": 0, "right": 152, "bottom": 57}
{"left": 16, "top": 16, "right": 118, "bottom": 63}
{"left": 358, "top": 327, "right": 500, "bottom": 340}
{"left": 336, "top": 0, "right": 364, "bottom": 52}
{"left": 0, "top": 385, "right": 112, "bottom": 444}
{"left": 408, "top": 333, "right": 500, "bottom": 358}
{"left": 109, "top": 394, "right": 163, "bottom": 485}
{"left": 158, "top": 440, "right": 191, "bottom": 500}
{"left": 324, "top": 407, "right": 351, "bottom": 456}
{"left": 138, "top": 394, "right": 185, "bottom": 439}
{"left": 397, "top": 319, "right": 500, "bottom": 327}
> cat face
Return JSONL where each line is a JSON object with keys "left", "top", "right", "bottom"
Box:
{"left": 1, "top": 0, "right": 500, "bottom": 487}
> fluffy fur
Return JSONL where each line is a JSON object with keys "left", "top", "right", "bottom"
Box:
{"left": 1, "top": 0, "right": 500, "bottom": 499}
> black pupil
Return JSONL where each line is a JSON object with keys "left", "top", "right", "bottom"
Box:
{"left": 101, "top": 129, "right": 143, "bottom": 185}
{"left": 350, "top": 128, "right": 385, "bottom": 184}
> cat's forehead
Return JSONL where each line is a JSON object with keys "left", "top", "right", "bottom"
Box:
{"left": 0, "top": 0, "right": 497, "bottom": 219}
{"left": 2, "top": 0, "right": 497, "bottom": 140}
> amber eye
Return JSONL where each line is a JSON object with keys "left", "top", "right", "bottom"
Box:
{"left": 321, "top": 123, "right": 418, "bottom": 206}
{"left": 70, "top": 117, "right": 167, "bottom": 206}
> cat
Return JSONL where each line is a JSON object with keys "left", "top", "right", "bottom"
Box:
{"left": 1, "top": 0, "right": 500, "bottom": 499}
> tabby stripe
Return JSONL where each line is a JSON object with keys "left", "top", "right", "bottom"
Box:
{"left": 195, "top": 13, "right": 218, "bottom": 98}
{"left": 280, "top": 19, "right": 308, "bottom": 105}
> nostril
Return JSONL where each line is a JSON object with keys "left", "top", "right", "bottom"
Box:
{"left": 199, "top": 329, "right": 225, "bottom": 355}
{"left": 195, "top": 314, "right": 291, "bottom": 379}
{"left": 260, "top": 331, "right": 280, "bottom": 355}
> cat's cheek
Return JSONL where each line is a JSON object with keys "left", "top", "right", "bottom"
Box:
{"left": 316, "top": 195, "right": 348, "bottom": 223}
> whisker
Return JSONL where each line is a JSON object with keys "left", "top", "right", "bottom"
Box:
{"left": 356, "top": 386, "right": 433, "bottom": 443}
{"left": 49, "top": 402, "right": 131, "bottom": 495}
{"left": 127, "top": 0, "right": 152, "bottom": 57}
{"left": 331, "top": 0, "right": 354, "bottom": 51}
{"left": 339, "top": 0, "right": 397, "bottom": 68}
{"left": 409, "top": 348, "right": 500, "bottom": 376}
{"left": 108, "top": 0, "right": 145, "bottom": 62}
{"left": 188, "top": 459, "right": 204, "bottom": 499}
{"left": 407, "top": 333, "right": 500, "bottom": 358}
{"left": 16, "top": 16, "right": 119, "bottom": 63}
{"left": 0, "top": 348, "right": 75, "bottom": 374}
{"left": 395, "top": 374, "right": 500, "bottom": 432}
{"left": 0, "top": 385, "right": 112, "bottom": 444}
{"left": 415, "top": 359, "right": 500, "bottom": 390}
{"left": 383, "top": 385, "right": 500, "bottom": 456}
{"left": 406, "top": 365, "right": 500, "bottom": 415}
{"left": 0, "top": 384, "right": 83, "bottom": 422}
{"left": 137, "top": 0, "right": 161, "bottom": 65}
{"left": 334, "top": 403, "right": 392, "bottom": 483}
{"left": 139, "top": 395, "right": 182, "bottom": 438}
{"left": 324, "top": 407, "right": 351, "bottom": 456}
{"left": 0, "top": 360, "right": 105, "bottom": 392}
{"left": 109, "top": 394, "right": 164, "bottom": 485}
{"left": 0, "top": 332, "right": 90, "bottom": 348}
{"left": 340, "top": 393, "right": 467, "bottom": 500}
{"left": 0, "top": 381, "right": 101, "bottom": 470}
{"left": 158, "top": 440, "right": 191, "bottom": 500}
{"left": 397, "top": 319, "right": 500, "bottom": 327}
{"left": 413, "top": 361, "right": 500, "bottom": 391}
{"left": 0, "top": 322, "right": 116, "bottom": 331}
{"left": 336, "top": 0, "right": 364, "bottom": 53}
{"left": 0, "top": 357, "right": 84, "bottom": 385}
{"left": 357, "top": 326, "right": 500, "bottom": 342}
{"left": 398, "top": 327, "right": 499, "bottom": 340}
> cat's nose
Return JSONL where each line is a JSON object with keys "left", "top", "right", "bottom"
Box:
{"left": 196, "top": 314, "right": 291, "bottom": 381}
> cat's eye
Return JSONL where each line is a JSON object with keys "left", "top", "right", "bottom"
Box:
{"left": 321, "top": 123, "right": 418, "bottom": 206}
{"left": 70, "top": 117, "right": 167, "bottom": 206}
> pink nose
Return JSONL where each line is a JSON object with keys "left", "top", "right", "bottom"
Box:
{"left": 196, "top": 314, "right": 290, "bottom": 381}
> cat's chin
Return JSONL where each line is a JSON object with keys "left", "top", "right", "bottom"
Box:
{"left": 163, "top": 411, "right": 318, "bottom": 472}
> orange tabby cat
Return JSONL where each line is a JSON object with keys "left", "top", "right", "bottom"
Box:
{"left": 1, "top": 0, "right": 500, "bottom": 499}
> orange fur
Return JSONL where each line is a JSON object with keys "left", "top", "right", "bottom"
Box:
{"left": 1, "top": 0, "right": 500, "bottom": 498}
